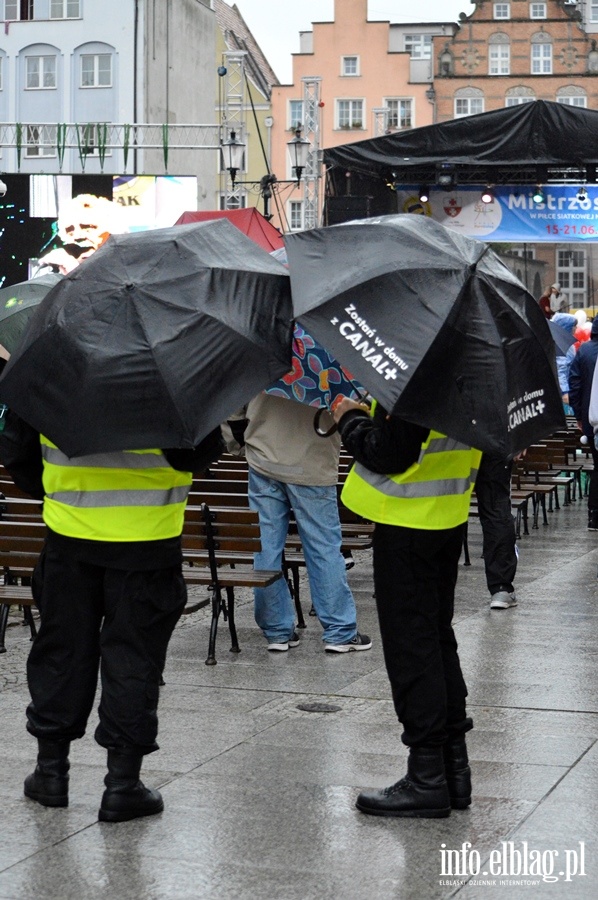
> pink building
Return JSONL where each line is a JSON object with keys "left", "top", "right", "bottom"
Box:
{"left": 269, "top": 0, "right": 455, "bottom": 233}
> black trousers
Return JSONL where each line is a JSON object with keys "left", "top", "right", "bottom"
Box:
{"left": 475, "top": 455, "right": 517, "bottom": 595}
{"left": 588, "top": 444, "right": 598, "bottom": 511}
{"left": 372, "top": 522, "right": 472, "bottom": 748}
{"left": 27, "top": 541, "right": 187, "bottom": 755}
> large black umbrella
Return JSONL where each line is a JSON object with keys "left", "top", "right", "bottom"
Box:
{"left": 0, "top": 220, "right": 293, "bottom": 456}
{"left": 0, "top": 273, "right": 62, "bottom": 355}
{"left": 285, "top": 215, "right": 565, "bottom": 457}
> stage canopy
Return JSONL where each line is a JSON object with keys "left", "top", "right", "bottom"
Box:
{"left": 324, "top": 100, "right": 598, "bottom": 204}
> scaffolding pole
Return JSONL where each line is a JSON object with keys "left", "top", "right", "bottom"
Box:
{"left": 220, "top": 51, "right": 247, "bottom": 209}
{"left": 301, "top": 76, "right": 322, "bottom": 229}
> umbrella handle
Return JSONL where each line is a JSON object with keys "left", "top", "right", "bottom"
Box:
{"left": 313, "top": 408, "right": 338, "bottom": 438}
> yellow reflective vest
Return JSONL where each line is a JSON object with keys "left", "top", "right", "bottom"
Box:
{"left": 341, "top": 429, "right": 481, "bottom": 530}
{"left": 40, "top": 436, "right": 192, "bottom": 542}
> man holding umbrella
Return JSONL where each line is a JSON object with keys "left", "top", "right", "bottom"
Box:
{"left": 332, "top": 398, "right": 480, "bottom": 818}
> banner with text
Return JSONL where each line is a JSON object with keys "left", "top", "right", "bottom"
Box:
{"left": 395, "top": 185, "right": 598, "bottom": 242}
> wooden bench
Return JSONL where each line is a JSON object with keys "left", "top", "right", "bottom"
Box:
{"left": 0, "top": 522, "right": 43, "bottom": 653}
{"left": 181, "top": 503, "right": 283, "bottom": 665}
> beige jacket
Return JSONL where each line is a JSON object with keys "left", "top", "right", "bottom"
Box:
{"left": 244, "top": 393, "right": 341, "bottom": 486}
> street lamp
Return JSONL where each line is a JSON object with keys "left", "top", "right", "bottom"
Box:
{"left": 286, "top": 126, "right": 311, "bottom": 184}
{"left": 221, "top": 129, "right": 246, "bottom": 186}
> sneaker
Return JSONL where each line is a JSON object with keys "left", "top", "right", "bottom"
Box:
{"left": 267, "top": 631, "right": 300, "bottom": 652}
{"left": 343, "top": 552, "right": 355, "bottom": 571}
{"left": 490, "top": 591, "right": 517, "bottom": 610}
{"left": 588, "top": 510, "right": 598, "bottom": 531}
{"left": 324, "top": 632, "right": 372, "bottom": 653}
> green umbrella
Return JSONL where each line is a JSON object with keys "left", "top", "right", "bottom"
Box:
{"left": 0, "top": 274, "right": 62, "bottom": 355}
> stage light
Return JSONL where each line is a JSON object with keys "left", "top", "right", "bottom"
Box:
{"left": 481, "top": 186, "right": 494, "bottom": 204}
{"left": 436, "top": 162, "right": 456, "bottom": 189}
{"left": 532, "top": 185, "right": 545, "bottom": 204}
{"left": 576, "top": 186, "right": 588, "bottom": 202}
{"left": 419, "top": 185, "right": 430, "bottom": 203}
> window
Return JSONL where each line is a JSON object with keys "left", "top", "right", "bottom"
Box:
{"left": 25, "top": 124, "right": 57, "bottom": 157}
{"left": 342, "top": 56, "right": 359, "bottom": 76}
{"left": 403, "top": 34, "right": 432, "bottom": 60}
{"left": 50, "top": 0, "right": 80, "bottom": 17}
{"left": 81, "top": 54, "right": 112, "bottom": 87}
{"left": 455, "top": 95, "right": 484, "bottom": 117}
{"left": 26, "top": 56, "right": 56, "bottom": 89}
{"left": 557, "top": 249, "right": 586, "bottom": 311}
{"left": 289, "top": 201, "right": 304, "bottom": 232}
{"left": 493, "top": 3, "right": 510, "bottom": 19}
{"left": 506, "top": 95, "right": 535, "bottom": 106}
{"left": 592, "top": 1, "right": 598, "bottom": 24}
{"left": 530, "top": 3, "right": 546, "bottom": 18}
{"left": 336, "top": 99, "right": 364, "bottom": 129}
{"left": 384, "top": 98, "right": 412, "bottom": 129}
{"left": 219, "top": 193, "right": 246, "bottom": 211}
{"left": 489, "top": 43, "right": 510, "bottom": 75}
{"left": 0, "top": 57, "right": 2, "bottom": 91}
{"left": 557, "top": 90, "right": 587, "bottom": 107}
{"left": 77, "top": 124, "right": 111, "bottom": 157}
{"left": 531, "top": 42, "right": 552, "bottom": 74}
{"left": 5, "top": 0, "right": 33, "bottom": 20}
{"left": 288, "top": 99, "right": 303, "bottom": 130}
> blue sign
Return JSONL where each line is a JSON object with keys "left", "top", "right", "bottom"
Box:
{"left": 395, "top": 185, "right": 598, "bottom": 242}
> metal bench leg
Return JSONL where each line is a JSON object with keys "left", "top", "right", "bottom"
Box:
{"left": 205, "top": 586, "right": 221, "bottom": 666}
{"left": 225, "top": 586, "right": 240, "bottom": 654}
{"left": 23, "top": 605, "right": 37, "bottom": 641}
{"left": 290, "top": 565, "right": 306, "bottom": 629}
{"left": 0, "top": 604, "right": 9, "bottom": 653}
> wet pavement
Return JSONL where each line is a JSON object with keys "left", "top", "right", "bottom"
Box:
{"left": 0, "top": 494, "right": 597, "bottom": 899}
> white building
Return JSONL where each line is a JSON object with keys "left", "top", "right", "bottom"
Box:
{"left": 0, "top": 0, "right": 217, "bottom": 202}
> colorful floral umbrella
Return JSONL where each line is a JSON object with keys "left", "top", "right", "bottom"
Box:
{"left": 266, "top": 322, "right": 364, "bottom": 411}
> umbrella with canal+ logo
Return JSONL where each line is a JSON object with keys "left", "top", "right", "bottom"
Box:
{"left": 284, "top": 214, "right": 565, "bottom": 457}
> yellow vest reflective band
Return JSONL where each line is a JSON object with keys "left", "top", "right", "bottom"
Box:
{"left": 40, "top": 436, "right": 192, "bottom": 541}
{"left": 341, "top": 429, "right": 481, "bottom": 529}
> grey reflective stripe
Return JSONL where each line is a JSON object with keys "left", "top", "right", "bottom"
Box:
{"left": 41, "top": 444, "right": 168, "bottom": 469}
{"left": 352, "top": 462, "right": 475, "bottom": 499}
{"left": 45, "top": 486, "right": 191, "bottom": 508}
{"left": 418, "top": 435, "right": 470, "bottom": 463}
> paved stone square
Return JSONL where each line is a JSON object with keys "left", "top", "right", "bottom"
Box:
{"left": 1, "top": 496, "right": 597, "bottom": 899}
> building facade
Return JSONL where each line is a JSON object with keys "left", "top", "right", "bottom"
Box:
{"left": 0, "top": 0, "right": 217, "bottom": 203}
{"left": 268, "top": 0, "right": 457, "bottom": 233}
{"left": 214, "top": 0, "right": 278, "bottom": 215}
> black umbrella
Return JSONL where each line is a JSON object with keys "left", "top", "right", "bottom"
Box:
{"left": 0, "top": 220, "right": 293, "bottom": 456}
{"left": 0, "top": 273, "right": 62, "bottom": 355}
{"left": 285, "top": 215, "right": 565, "bottom": 457}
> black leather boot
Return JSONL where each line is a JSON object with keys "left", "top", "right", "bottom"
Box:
{"left": 355, "top": 746, "right": 451, "bottom": 818}
{"left": 443, "top": 736, "right": 472, "bottom": 809}
{"left": 98, "top": 751, "right": 163, "bottom": 823}
{"left": 24, "top": 739, "right": 70, "bottom": 808}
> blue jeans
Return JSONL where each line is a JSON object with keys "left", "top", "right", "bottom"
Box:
{"left": 248, "top": 468, "right": 358, "bottom": 645}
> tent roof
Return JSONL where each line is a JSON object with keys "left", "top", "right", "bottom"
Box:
{"left": 323, "top": 100, "right": 598, "bottom": 187}
{"left": 175, "top": 208, "right": 284, "bottom": 252}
